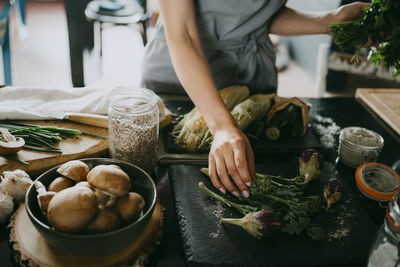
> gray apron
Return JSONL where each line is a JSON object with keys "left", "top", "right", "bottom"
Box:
{"left": 141, "top": 0, "right": 286, "bottom": 95}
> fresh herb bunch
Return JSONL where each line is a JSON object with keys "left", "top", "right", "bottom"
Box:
{"left": 243, "top": 173, "right": 323, "bottom": 240}
{"left": 200, "top": 168, "right": 324, "bottom": 240}
{"left": 329, "top": 0, "right": 400, "bottom": 77}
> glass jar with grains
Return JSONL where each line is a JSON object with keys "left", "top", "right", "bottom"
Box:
{"left": 367, "top": 191, "right": 400, "bottom": 267}
{"left": 108, "top": 87, "right": 159, "bottom": 174}
{"left": 338, "top": 127, "right": 384, "bottom": 169}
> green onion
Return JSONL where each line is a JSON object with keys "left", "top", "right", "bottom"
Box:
{"left": 0, "top": 121, "right": 107, "bottom": 154}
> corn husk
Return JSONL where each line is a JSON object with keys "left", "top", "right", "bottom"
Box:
{"left": 198, "top": 94, "right": 272, "bottom": 151}
{"left": 232, "top": 94, "right": 272, "bottom": 130}
{"left": 172, "top": 85, "right": 250, "bottom": 153}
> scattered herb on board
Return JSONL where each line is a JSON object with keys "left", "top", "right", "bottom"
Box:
{"left": 329, "top": 0, "right": 400, "bottom": 77}
{"left": 0, "top": 122, "right": 106, "bottom": 162}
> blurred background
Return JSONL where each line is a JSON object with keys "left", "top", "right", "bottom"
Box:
{"left": 1, "top": 0, "right": 399, "bottom": 97}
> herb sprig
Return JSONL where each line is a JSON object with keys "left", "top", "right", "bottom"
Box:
{"left": 329, "top": 0, "right": 400, "bottom": 77}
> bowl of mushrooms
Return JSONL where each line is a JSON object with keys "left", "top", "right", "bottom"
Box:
{"left": 25, "top": 158, "right": 157, "bottom": 255}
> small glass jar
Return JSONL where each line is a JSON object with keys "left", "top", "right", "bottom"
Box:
{"left": 338, "top": 127, "right": 384, "bottom": 168}
{"left": 367, "top": 192, "right": 400, "bottom": 267}
{"left": 108, "top": 87, "right": 159, "bottom": 174}
{"left": 356, "top": 162, "right": 400, "bottom": 202}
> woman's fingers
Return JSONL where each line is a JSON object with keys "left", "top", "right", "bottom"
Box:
{"left": 231, "top": 137, "right": 252, "bottom": 189}
{"left": 214, "top": 154, "right": 238, "bottom": 196}
{"left": 208, "top": 130, "right": 255, "bottom": 197}
{"left": 208, "top": 157, "right": 226, "bottom": 194}
{"left": 224, "top": 144, "right": 249, "bottom": 197}
{"left": 245, "top": 138, "right": 256, "bottom": 183}
{"left": 208, "top": 127, "right": 256, "bottom": 197}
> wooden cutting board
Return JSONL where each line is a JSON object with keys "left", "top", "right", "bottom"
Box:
{"left": 0, "top": 121, "right": 109, "bottom": 176}
{"left": 9, "top": 202, "right": 164, "bottom": 267}
{"left": 356, "top": 88, "right": 400, "bottom": 136}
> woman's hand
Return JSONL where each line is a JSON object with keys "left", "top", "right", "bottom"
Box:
{"left": 330, "top": 2, "right": 376, "bottom": 47}
{"left": 208, "top": 125, "right": 255, "bottom": 198}
{"left": 270, "top": 2, "right": 370, "bottom": 36}
{"left": 330, "top": 2, "right": 370, "bottom": 24}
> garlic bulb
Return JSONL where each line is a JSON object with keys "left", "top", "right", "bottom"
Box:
{"left": 0, "top": 192, "right": 14, "bottom": 224}
{"left": 0, "top": 170, "right": 32, "bottom": 202}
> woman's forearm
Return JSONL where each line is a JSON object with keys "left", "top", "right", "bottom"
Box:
{"left": 269, "top": 3, "right": 369, "bottom": 36}
{"left": 160, "top": 0, "right": 236, "bottom": 134}
{"left": 269, "top": 7, "right": 333, "bottom": 36}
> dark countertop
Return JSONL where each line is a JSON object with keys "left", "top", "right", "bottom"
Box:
{"left": 1, "top": 97, "right": 399, "bottom": 267}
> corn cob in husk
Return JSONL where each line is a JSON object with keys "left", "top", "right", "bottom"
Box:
{"left": 198, "top": 94, "right": 272, "bottom": 150}
{"left": 232, "top": 94, "right": 272, "bottom": 130}
{"left": 172, "top": 85, "right": 250, "bottom": 153}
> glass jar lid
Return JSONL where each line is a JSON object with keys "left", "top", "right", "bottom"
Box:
{"left": 340, "top": 126, "right": 384, "bottom": 150}
{"left": 110, "top": 87, "right": 158, "bottom": 115}
{"left": 355, "top": 162, "right": 400, "bottom": 201}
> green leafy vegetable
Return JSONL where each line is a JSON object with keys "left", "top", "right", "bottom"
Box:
{"left": 329, "top": 0, "right": 400, "bottom": 77}
{"left": 200, "top": 168, "right": 324, "bottom": 240}
{"left": 198, "top": 182, "right": 257, "bottom": 215}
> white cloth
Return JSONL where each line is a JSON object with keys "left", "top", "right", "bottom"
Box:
{"left": 0, "top": 85, "right": 166, "bottom": 121}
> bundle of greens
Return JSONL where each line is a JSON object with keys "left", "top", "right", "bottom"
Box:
{"left": 246, "top": 174, "right": 322, "bottom": 238}
{"left": 199, "top": 182, "right": 282, "bottom": 239}
{"left": 200, "top": 167, "right": 324, "bottom": 240}
{"left": 0, "top": 122, "right": 106, "bottom": 154}
{"left": 329, "top": 0, "right": 400, "bottom": 77}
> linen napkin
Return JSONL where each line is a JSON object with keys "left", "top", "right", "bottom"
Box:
{"left": 0, "top": 85, "right": 166, "bottom": 121}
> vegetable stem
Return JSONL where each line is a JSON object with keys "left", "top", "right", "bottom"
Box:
{"left": 220, "top": 217, "right": 243, "bottom": 226}
{"left": 198, "top": 182, "right": 257, "bottom": 215}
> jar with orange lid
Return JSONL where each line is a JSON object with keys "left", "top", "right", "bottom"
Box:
{"left": 355, "top": 162, "right": 400, "bottom": 203}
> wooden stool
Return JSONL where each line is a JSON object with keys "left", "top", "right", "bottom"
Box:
{"left": 84, "top": 0, "right": 152, "bottom": 76}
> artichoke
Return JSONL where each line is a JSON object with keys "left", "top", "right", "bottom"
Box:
{"left": 221, "top": 210, "right": 282, "bottom": 239}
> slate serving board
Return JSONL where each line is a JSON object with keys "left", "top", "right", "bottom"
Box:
{"left": 168, "top": 156, "right": 377, "bottom": 267}
{"left": 162, "top": 100, "right": 321, "bottom": 156}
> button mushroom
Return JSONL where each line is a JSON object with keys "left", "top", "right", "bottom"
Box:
{"left": 86, "top": 208, "right": 120, "bottom": 233}
{"left": 35, "top": 181, "right": 57, "bottom": 215}
{"left": 0, "top": 128, "right": 25, "bottom": 155}
{"left": 113, "top": 192, "right": 145, "bottom": 223}
{"left": 0, "top": 169, "right": 32, "bottom": 202}
{"left": 87, "top": 165, "right": 131, "bottom": 209}
{"left": 56, "top": 160, "right": 89, "bottom": 182}
{"left": 47, "top": 185, "right": 98, "bottom": 233}
{"left": 48, "top": 176, "right": 75, "bottom": 192}
{"left": 0, "top": 191, "right": 14, "bottom": 224}
{"left": 75, "top": 181, "right": 91, "bottom": 188}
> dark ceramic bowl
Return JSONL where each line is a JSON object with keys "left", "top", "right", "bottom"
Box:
{"left": 25, "top": 158, "right": 157, "bottom": 256}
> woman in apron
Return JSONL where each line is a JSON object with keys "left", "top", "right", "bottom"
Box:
{"left": 141, "top": 0, "right": 368, "bottom": 197}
